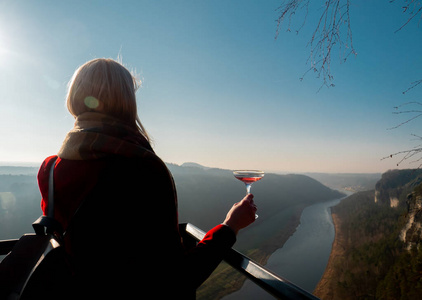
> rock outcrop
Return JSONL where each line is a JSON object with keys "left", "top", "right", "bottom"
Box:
{"left": 374, "top": 169, "right": 422, "bottom": 249}
{"left": 400, "top": 188, "right": 422, "bottom": 250}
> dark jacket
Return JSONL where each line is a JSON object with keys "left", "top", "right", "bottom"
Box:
{"left": 37, "top": 154, "right": 236, "bottom": 299}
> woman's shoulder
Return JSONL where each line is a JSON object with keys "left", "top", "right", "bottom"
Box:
{"left": 38, "top": 152, "right": 170, "bottom": 184}
{"left": 37, "top": 155, "right": 58, "bottom": 181}
{"left": 87, "top": 152, "right": 172, "bottom": 184}
{"left": 107, "top": 150, "right": 166, "bottom": 170}
{"left": 39, "top": 155, "right": 59, "bottom": 167}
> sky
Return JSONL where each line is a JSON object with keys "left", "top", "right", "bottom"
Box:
{"left": 0, "top": 0, "right": 421, "bottom": 173}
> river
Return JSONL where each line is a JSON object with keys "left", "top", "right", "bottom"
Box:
{"left": 222, "top": 195, "right": 348, "bottom": 299}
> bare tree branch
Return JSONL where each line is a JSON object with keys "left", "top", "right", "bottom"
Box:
{"left": 403, "top": 79, "right": 422, "bottom": 94}
{"left": 390, "top": 0, "right": 422, "bottom": 32}
{"left": 275, "top": 0, "right": 356, "bottom": 88}
{"left": 384, "top": 102, "right": 422, "bottom": 167}
{"left": 381, "top": 145, "right": 422, "bottom": 168}
{"left": 276, "top": 0, "right": 421, "bottom": 89}
{"left": 275, "top": 0, "right": 310, "bottom": 35}
{"left": 275, "top": 1, "right": 422, "bottom": 167}
{"left": 388, "top": 102, "right": 422, "bottom": 129}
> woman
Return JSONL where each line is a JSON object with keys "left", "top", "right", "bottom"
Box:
{"left": 37, "top": 58, "right": 257, "bottom": 299}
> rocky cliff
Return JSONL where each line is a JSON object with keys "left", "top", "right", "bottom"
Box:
{"left": 374, "top": 169, "right": 422, "bottom": 250}
{"left": 374, "top": 169, "right": 422, "bottom": 207}
{"left": 401, "top": 184, "right": 422, "bottom": 250}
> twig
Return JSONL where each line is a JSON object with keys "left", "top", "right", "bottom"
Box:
{"left": 275, "top": 0, "right": 355, "bottom": 89}
{"left": 403, "top": 80, "right": 422, "bottom": 94}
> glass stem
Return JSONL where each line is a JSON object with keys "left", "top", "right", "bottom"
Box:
{"left": 245, "top": 184, "right": 251, "bottom": 194}
{"left": 245, "top": 183, "right": 257, "bottom": 219}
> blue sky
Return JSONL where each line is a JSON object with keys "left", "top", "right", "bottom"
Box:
{"left": 0, "top": 0, "right": 421, "bottom": 173}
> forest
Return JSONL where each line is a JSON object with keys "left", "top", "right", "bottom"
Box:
{"left": 320, "top": 188, "right": 422, "bottom": 299}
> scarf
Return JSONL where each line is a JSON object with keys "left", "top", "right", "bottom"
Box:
{"left": 58, "top": 112, "right": 154, "bottom": 160}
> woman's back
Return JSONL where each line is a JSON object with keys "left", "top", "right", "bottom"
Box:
{"left": 38, "top": 155, "right": 185, "bottom": 298}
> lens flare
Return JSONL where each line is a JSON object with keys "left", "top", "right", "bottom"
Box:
{"left": 84, "top": 96, "right": 100, "bottom": 109}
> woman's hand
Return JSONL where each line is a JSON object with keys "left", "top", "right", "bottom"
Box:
{"left": 223, "top": 194, "right": 257, "bottom": 235}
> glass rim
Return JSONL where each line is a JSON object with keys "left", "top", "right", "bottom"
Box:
{"left": 233, "top": 170, "right": 265, "bottom": 174}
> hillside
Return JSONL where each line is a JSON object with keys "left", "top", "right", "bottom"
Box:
{"left": 375, "top": 169, "right": 422, "bottom": 208}
{"left": 168, "top": 164, "right": 344, "bottom": 233}
{"left": 314, "top": 169, "right": 422, "bottom": 300}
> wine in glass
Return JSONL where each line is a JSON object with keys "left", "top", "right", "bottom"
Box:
{"left": 233, "top": 170, "right": 264, "bottom": 218}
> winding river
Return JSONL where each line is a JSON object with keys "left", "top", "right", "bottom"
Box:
{"left": 222, "top": 194, "right": 348, "bottom": 299}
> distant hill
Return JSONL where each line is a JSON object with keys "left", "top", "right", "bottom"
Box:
{"left": 168, "top": 163, "right": 344, "bottom": 235}
{"left": 180, "top": 162, "right": 211, "bottom": 170}
{"left": 304, "top": 172, "right": 381, "bottom": 192}
{"left": 0, "top": 166, "right": 39, "bottom": 175}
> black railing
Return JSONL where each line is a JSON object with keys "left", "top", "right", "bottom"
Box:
{"left": 1, "top": 224, "right": 320, "bottom": 300}
{"left": 180, "top": 223, "right": 320, "bottom": 300}
{"left": 0, "top": 239, "right": 19, "bottom": 256}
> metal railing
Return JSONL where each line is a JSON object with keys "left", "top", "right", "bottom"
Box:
{"left": 0, "top": 239, "right": 18, "bottom": 256}
{"left": 1, "top": 224, "right": 320, "bottom": 300}
{"left": 180, "top": 223, "right": 320, "bottom": 300}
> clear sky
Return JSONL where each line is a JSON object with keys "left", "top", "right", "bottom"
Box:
{"left": 0, "top": 0, "right": 421, "bottom": 173}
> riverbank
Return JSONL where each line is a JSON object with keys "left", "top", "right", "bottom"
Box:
{"left": 313, "top": 213, "right": 346, "bottom": 299}
{"left": 313, "top": 190, "right": 413, "bottom": 299}
{"left": 250, "top": 207, "right": 304, "bottom": 265}
{"left": 220, "top": 195, "right": 347, "bottom": 300}
{"left": 197, "top": 207, "right": 304, "bottom": 299}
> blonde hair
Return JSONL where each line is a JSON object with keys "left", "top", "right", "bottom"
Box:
{"left": 66, "top": 58, "right": 150, "bottom": 142}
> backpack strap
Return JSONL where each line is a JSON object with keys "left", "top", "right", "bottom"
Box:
{"left": 47, "top": 157, "right": 56, "bottom": 218}
{"left": 33, "top": 158, "right": 63, "bottom": 236}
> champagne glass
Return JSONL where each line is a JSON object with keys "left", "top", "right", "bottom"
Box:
{"left": 233, "top": 170, "right": 264, "bottom": 218}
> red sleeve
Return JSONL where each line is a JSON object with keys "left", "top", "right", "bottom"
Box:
{"left": 37, "top": 155, "right": 59, "bottom": 216}
{"left": 181, "top": 224, "right": 236, "bottom": 290}
{"left": 198, "top": 224, "right": 236, "bottom": 248}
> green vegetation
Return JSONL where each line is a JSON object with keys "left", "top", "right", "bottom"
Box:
{"left": 325, "top": 190, "right": 422, "bottom": 299}
{"left": 377, "top": 245, "right": 422, "bottom": 300}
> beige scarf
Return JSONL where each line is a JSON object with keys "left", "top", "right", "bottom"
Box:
{"left": 58, "top": 112, "right": 154, "bottom": 160}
